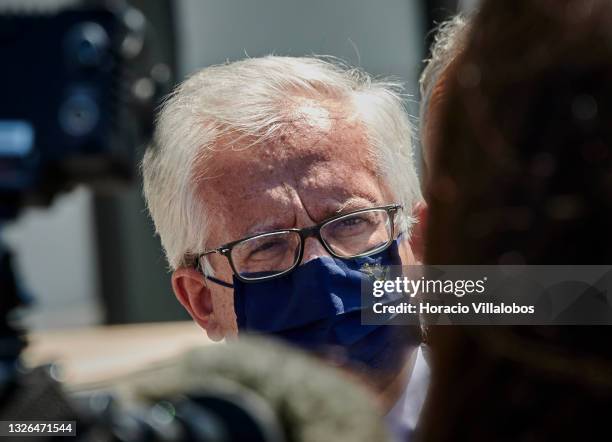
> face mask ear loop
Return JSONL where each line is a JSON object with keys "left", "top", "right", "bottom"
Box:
{"left": 205, "top": 275, "right": 234, "bottom": 289}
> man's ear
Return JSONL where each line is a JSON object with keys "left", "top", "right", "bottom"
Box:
{"left": 409, "top": 201, "right": 428, "bottom": 263}
{"left": 172, "top": 268, "right": 224, "bottom": 341}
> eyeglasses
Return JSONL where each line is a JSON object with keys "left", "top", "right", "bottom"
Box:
{"left": 195, "top": 204, "right": 402, "bottom": 284}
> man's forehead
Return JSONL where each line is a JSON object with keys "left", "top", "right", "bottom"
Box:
{"left": 207, "top": 98, "right": 373, "bottom": 177}
{"left": 194, "top": 96, "right": 386, "bottom": 243}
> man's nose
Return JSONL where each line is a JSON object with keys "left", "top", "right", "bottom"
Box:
{"left": 302, "top": 236, "right": 332, "bottom": 263}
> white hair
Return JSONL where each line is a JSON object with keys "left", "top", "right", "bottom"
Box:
{"left": 419, "top": 14, "right": 472, "bottom": 126}
{"left": 143, "top": 56, "right": 422, "bottom": 270}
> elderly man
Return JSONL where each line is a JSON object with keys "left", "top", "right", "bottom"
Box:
{"left": 142, "top": 56, "right": 428, "bottom": 439}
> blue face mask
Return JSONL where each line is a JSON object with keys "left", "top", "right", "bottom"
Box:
{"left": 210, "top": 239, "right": 420, "bottom": 374}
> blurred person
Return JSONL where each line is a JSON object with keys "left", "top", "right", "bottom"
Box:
{"left": 419, "top": 0, "right": 612, "bottom": 440}
{"left": 142, "top": 56, "right": 429, "bottom": 440}
{"left": 419, "top": 14, "right": 471, "bottom": 183}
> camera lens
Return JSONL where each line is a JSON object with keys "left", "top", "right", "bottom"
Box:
{"left": 64, "top": 22, "right": 110, "bottom": 68}
{"left": 58, "top": 91, "right": 99, "bottom": 137}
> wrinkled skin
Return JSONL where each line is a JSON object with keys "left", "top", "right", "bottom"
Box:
{"left": 172, "top": 97, "right": 425, "bottom": 343}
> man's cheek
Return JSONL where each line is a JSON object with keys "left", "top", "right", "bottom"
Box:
{"left": 212, "top": 290, "right": 239, "bottom": 338}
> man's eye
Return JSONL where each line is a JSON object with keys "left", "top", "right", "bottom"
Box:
{"left": 248, "top": 240, "right": 286, "bottom": 260}
{"left": 340, "top": 217, "right": 365, "bottom": 227}
{"left": 339, "top": 215, "right": 373, "bottom": 229}
{"left": 332, "top": 216, "right": 373, "bottom": 236}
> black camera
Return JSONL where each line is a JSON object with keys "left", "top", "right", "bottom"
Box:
{"left": 0, "top": 1, "right": 164, "bottom": 218}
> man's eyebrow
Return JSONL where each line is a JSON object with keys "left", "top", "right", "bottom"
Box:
{"left": 242, "top": 197, "right": 379, "bottom": 236}
{"left": 245, "top": 219, "right": 293, "bottom": 236}
{"left": 334, "top": 196, "right": 379, "bottom": 214}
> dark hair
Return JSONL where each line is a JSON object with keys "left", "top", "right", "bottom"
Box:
{"left": 425, "top": 0, "right": 612, "bottom": 266}
{"left": 420, "top": 1, "right": 612, "bottom": 440}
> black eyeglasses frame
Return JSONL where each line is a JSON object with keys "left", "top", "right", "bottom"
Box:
{"left": 194, "top": 203, "right": 402, "bottom": 284}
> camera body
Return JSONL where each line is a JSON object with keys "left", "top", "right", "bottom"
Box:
{"left": 0, "top": 3, "right": 174, "bottom": 438}
{"left": 0, "top": 3, "right": 161, "bottom": 217}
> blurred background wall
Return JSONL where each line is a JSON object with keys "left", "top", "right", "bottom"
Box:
{"left": 3, "top": 0, "right": 466, "bottom": 330}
